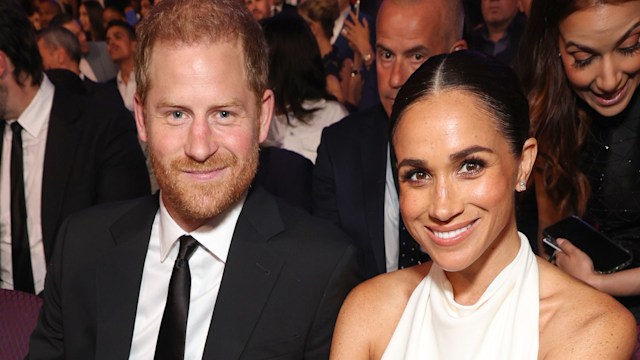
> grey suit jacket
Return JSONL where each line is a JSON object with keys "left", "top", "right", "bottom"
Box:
{"left": 85, "top": 41, "right": 118, "bottom": 82}
{"left": 28, "top": 187, "right": 363, "bottom": 359}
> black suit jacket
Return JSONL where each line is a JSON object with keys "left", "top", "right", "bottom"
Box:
{"left": 40, "top": 87, "right": 150, "bottom": 263}
{"left": 313, "top": 104, "right": 388, "bottom": 279}
{"left": 28, "top": 187, "right": 362, "bottom": 359}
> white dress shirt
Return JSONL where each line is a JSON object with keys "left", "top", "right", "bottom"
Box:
{"left": 331, "top": 8, "right": 351, "bottom": 45}
{"left": 384, "top": 144, "right": 400, "bottom": 272}
{"left": 129, "top": 192, "right": 247, "bottom": 359}
{"left": 0, "top": 76, "right": 54, "bottom": 294}
{"left": 79, "top": 57, "right": 97, "bottom": 82}
{"left": 116, "top": 70, "right": 136, "bottom": 112}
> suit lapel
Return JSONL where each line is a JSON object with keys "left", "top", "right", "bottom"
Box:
{"left": 41, "top": 89, "right": 82, "bottom": 261}
{"left": 203, "top": 187, "right": 285, "bottom": 359}
{"left": 361, "top": 105, "right": 389, "bottom": 275}
{"left": 95, "top": 196, "right": 159, "bottom": 360}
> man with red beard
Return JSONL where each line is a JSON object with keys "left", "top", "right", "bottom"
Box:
{"left": 28, "top": 0, "right": 363, "bottom": 358}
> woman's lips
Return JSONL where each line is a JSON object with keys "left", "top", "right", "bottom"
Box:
{"left": 427, "top": 219, "right": 478, "bottom": 247}
{"left": 592, "top": 84, "right": 627, "bottom": 107}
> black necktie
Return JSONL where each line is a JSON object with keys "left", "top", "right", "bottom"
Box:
{"left": 10, "top": 122, "right": 34, "bottom": 293}
{"left": 155, "top": 235, "right": 199, "bottom": 360}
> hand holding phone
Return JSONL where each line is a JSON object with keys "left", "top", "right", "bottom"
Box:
{"left": 543, "top": 216, "right": 632, "bottom": 273}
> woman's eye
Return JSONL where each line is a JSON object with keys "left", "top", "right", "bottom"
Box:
{"left": 459, "top": 161, "right": 484, "bottom": 175}
{"left": 570, "top": 52, "right": 595, "bottom": 69}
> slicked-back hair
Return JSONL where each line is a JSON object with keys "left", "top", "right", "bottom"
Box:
{"left": 135, "top": 0, "right": 268, "bottom": 107}
{"left": 38, "top": 26, "right": 82, "bottom": 64}
{"left": 0, "top": 0, "right": 43, "bottom": 86}
{"left": 391, "top": 50, "right": 529, "bottom": 158}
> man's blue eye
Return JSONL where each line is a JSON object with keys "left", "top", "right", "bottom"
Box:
{"left": 172, "top": 111, "right": 183, "bottom": 119}
{"left": 220, "top": 111, "right": 230, "bottom": 118}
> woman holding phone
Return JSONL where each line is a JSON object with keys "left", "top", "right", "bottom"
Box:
{"left": 517, "top": 0, "right": 640, "bottom": 318}
{"left": 330, "top": 51, "right": 636, "bottom": 359}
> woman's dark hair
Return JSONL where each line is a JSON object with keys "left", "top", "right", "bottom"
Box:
{"left": 515, "top": 0, "right": 634, "bottom": 216}
{"left": 0, "top": 0, "right": 43, "bottom": 86}
{"left": 261, "top": 14, "right": 334, "bottom": 124}
{"left": 82, "top": 1, "right": 106, "bottom": 41}
{"left": 391, "top": 50, "right": 530, "bottom": 158}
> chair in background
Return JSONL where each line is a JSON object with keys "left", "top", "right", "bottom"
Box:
{"left": 0, "top": 289, "right": 43, "bottom": 360}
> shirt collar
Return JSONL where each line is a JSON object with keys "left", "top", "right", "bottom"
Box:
{"left": 14, "top": 75, "right": 54, "bottom": 138}
{"left": 158, "top": 191, "right": 248, "bottom": 264}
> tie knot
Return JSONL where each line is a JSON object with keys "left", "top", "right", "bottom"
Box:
{"left": 177, "top": 235, "right": 199, "bottom": 261}
{"left": 10, "top": 122, "right": 22, "bottom": 134}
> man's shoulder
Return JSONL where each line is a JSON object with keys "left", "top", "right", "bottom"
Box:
{"left": 64, "top": 196, "right": 155, "bottom": 228}
{"left": 51, "top": 86, "right": 134, "bottom": 129}
{"left": 248, "top": 188, "right": 355, "bottom": 254}
{"left": 321, "top": 104, "right": 387, "bottom": 139}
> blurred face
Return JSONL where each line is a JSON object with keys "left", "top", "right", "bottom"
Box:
{"left": 103, "top": 8, "right": 124, "bottom": 26}
{"left": 39, "top": 1, "right": 60, "bottom": 28}
{"left": 140, "top": 0, "right": 152, "bottom": 18}
{"left": 63, "top": 20, "right": 89, "bottom": 55}
{"left": 559, "top": 2, "right": 640, "bottom": 117}
{"left": 245, "top": 0, "right": 272, "bottom": 21}
{"left": 29, "top": 11, "right": 42, "bottom": 31}
{"left": 481, "top": 0, "right": 519, "bottom": 28}
{"left": 106, "top": 26, "right": 136, "bottom": 64}
{"left": 376, "top": 1, "right": 456, "bottom": 117}
{"left": 79, "top": 4, "right": 91, "bottom": 32}
{"left": 134, "top": 41, "right": 273, "bottom": 231}
{"left": 393, "top": 91, "right": 534, "bottom": 273}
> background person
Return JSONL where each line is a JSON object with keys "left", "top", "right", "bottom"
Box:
{"left": 517, "top": 0, "right": 640, "bottom": 320}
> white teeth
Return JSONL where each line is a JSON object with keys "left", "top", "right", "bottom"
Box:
{"left": 433, "top": 223, "right": 473, "bottom": 239}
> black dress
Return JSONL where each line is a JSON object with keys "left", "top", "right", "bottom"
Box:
{"left": 581, "top": 87, "right": 640, "bottom": 319}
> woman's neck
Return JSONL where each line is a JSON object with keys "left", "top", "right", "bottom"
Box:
{"left": 445, "top": 226, "right": 522, "bottom": 305}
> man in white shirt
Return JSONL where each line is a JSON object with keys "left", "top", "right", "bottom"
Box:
{"left": 105, "top": 20, "right": 137, "bottom": 113}
{"left": 0, "top": 2, "right": 150, "bottom": 295}
{"left": 28, "top": 0, "right": 362, "bottom": 358}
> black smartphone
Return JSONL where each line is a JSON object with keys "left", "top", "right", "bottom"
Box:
{"left": 543, "top": 216, "right": 633, "bottom": 274}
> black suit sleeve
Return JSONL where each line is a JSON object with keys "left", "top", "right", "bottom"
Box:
{"left": 95, "top": 107, "right": 151, "bottom": 203}
{"left": 27, "top": 219, "right": 69, "bottom": 359}
{"left": 304, "top": 243, "right": 363, "bottom": 359}
{"left": 312, "top": 127, "right": 342, "bottom": 225}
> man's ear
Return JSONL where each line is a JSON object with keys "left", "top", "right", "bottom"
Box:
{"left": 0, "top": 51, "right": 8, "bottom": 78}
{"left": 449, "top": 39, "right": 468, "bottom": 53}
{"left": 133, "top": 93, "right": 148, "bottom": 143}
{"left": 516, "top": 137, "right": 538, "bottom": 191}
{"left": 257, "top": 88, "right": 274, "bottom": 144}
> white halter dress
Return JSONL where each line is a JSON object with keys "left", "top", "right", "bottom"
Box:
{"left": 382, "top": 232, "right": 539, "bottom": 360}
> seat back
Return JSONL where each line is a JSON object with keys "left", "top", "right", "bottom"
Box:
{"left": 0, "top": 289, "right": 43, "bottom": 360}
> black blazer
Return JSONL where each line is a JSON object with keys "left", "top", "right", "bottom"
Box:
{"left": 40, "top": 87, "right": 150, "bottom": 263}
{"left": 28, "top": 186, "right": 363, "bottom": 359}
{"left": 313, "top": 103, "right": 388, "bottom": 279}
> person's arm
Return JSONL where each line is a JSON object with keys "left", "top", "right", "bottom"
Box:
{"left": 341, "top": 12, "right": 373, "bottom": 108}
{"left": 27, "top": 220, "right": 69, "bottom": 359}
{"left": 305, "top": 244, "right": 364, "bottom": 360}
{"left": 556, "top": 238, "right": 640, "bottom": 296}
{"left": 312, "top": 127, "right": 341, "bottom": 225}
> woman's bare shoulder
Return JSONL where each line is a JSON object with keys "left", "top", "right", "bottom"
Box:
{"left": 330, "top": 263, "right": 432, "bottom": 360}
{"left": 537, "top": 258, "right": 637, "bottom": 359}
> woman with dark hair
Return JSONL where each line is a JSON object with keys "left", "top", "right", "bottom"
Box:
{"left": 517, "top": 0, "right": 640, "bottom": 318}
{"left": 79, "top": 0, "right": 105, "bottom": 41}
{"left": 261, "top": 14, "right": 348, "bottom": 163}
{"left": 330, "top": 51, "right": 635, "bottom": 359}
